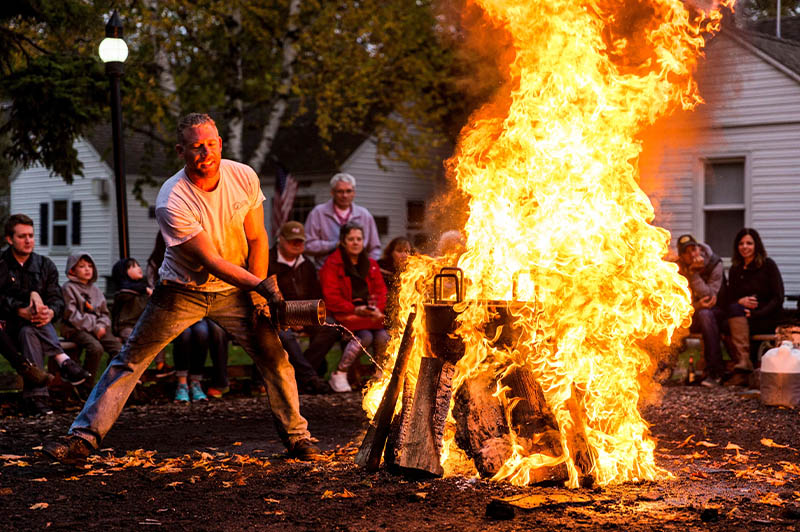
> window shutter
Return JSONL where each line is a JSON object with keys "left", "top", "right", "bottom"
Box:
{"left": 71, "top": 201, "right": 81, "bottom": 246}
{"left": 39, "top": 203, "right": 49, "bottom": 246}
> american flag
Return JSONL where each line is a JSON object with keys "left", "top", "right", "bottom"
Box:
{"left": 271, "top": 162, "right": 298, "bottom": 240}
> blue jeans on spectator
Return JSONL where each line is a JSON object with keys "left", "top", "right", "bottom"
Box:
{"left": 689, "top": 306, "right": 725, "bottom": 378}
{"left": 17, "top": 323, "right": 63, "bottom": 399}
{"left": 69, "top": 285, "right": 309, "bottom": 449}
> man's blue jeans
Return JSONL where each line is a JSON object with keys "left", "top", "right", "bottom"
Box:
{"left": 690, "top": 306, "right": 725, "bottom": 378}
{"left": 69, "top": 284, "right": 310, "bottom": 448}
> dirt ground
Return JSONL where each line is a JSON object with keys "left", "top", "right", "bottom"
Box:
{"left": 2, "top": 382, "right": 800, "bottom": 531}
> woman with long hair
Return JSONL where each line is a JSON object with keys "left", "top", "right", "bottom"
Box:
{"left": 725, "top": 228, "right": 784, "bottom": 382}
{"left": 319, "top": 222, "right": 388, "bottom": 392}
{"left": 378, "top": 236, "right": 412, "bottom": 327}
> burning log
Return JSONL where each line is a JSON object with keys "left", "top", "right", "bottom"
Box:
{"left": 355, "top": 311, "right": 417, "bottom": 470}
{"left": 452, "top": 370, "right": 512, "bottom": 477}
{"left": 390, "top": 357, "right": 448, "bottom": 477}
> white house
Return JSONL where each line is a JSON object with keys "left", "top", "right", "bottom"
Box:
{"left": 643, "top": 25, "right": 800, "bottom": 296}
{"left": 9, "top": 124, "right": 445, "bottom": 291}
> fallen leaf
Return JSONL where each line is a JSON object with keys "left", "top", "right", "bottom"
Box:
{"left": 677, "top": 435, "right": 695, "bottom": 448}
{"left": 0, "top": 488, "right": 12, "bottom": 495}
{"left": 232, "top": 442, "right": 242, "bottom": 446}
{"left": 321, "top": 490, "right": 334, "bottom": 499}
{"left": 165, "top": 481, "right": 183, "bottom": 488}
{"left": 263, "top": 498, "right": 280, "bottom": 504}
{"left": 725, "top": 443, "right": 743, "bottom": 451}
{"left": 759, "top": 492, "right": 784, "bottom": 507}
{"left": 64, "top": 476, "right": 80, "bottom": 481}
{"left": 761, "top": 439, "right": 790, "bottom": 449}
{"left": 0, "top": 454, "right": 25, "bottom": 460}
{"left": 30, "top": 478, "right": 48, "bottom": 482}
{"left": 221, "top": 481, "right": 233, "bottom": 488}
{"left": 696, "top": 441, "right": 718, "bottom": 448}
{"left": 30, "top": 502, "right": 49, "bottom": 510}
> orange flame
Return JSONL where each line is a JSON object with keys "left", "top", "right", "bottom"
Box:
{"left": 365, "top": 0, "right": 732, "bottom": 487}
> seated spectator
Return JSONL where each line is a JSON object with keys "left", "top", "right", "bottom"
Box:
{"left": 268, "top": 221, "right": 338, "bottom": 394}
{"left": 320, "top": 222, "right": 388, "bottom": 392}
{"left": 61, "top": 253, "right": 122, "bottom": 392}
{"left": 674, "top": 234, "right": 725, "bottom": 386}
{"left": 110, "top": 258, "right": 151, "bottom": 343}
{"left": 304, "top": 173, "right": 381, "bottom": 270}
{"left": 378, "top": 236, "right": 412, "bottom": 327}
{"left": 0, "top": 324, "right": 53, "bottom": 387}
{"left": 724, "top": 228, "right": 784, "bottom": 385}
{"left": 0, "top": 214, "right": 89, "bottom": 415}
{"left": 172, "top": 319, "right": 228, "bottom": 402}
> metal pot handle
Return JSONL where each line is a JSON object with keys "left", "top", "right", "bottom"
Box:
{"left": 433, "top": 267, "right": 463, "bottom": 303}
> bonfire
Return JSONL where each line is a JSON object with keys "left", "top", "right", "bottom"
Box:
{"left": 360, "top": 0, "right": 733, "bottom": 488}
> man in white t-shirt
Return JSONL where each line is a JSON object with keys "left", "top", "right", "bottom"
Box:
{"left": 44, "top": 113, "right": 319, "bottom": 463}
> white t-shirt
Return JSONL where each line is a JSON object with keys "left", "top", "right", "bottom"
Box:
{"left": 155, "top": 159, "right": 266, "bottom": 291}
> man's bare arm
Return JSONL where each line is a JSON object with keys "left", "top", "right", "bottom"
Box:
{"left": 243, "top": 204, "right": 269, "bottom": 279}
{"left": 175, "top": 231, "right": 262, "bottom": 290}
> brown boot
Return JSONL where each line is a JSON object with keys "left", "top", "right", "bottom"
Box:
{"left": 728, "top": 317, "right": 753, "bottom": 372}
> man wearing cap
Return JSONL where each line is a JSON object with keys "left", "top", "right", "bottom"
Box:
{"left": 304, "top": 173, "right": 381, "bottom": 270}
{"left": 268, "top": 221, "right": 340, "bottom": 394}
{"left": 676, "top": 234, "right": 725, "bottom": 386}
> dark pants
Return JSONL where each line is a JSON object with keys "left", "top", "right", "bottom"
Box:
{"left": 689, "top": 306, "right": 725, "bottom": 378}
{"left": 173, "top": 319, "right": 229, "bottom": 387}
{"left": 65, "top": 329, "right": 122, "bottom": 385}
{"left": 278, "top": 318, "right": 342, "bottom": 385}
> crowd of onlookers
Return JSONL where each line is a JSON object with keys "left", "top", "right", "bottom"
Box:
{"left": 1, "top": 169, "right": 786, "bottom": 417}
{"left": 0, "top": 172, "right": 425, "bottom": 416}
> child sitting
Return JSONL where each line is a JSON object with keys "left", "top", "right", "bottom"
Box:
{"left": 110, "top": 258, "right": 152, "bottom": 342}
{"left": 62, "top": 254, "right": 122, "bottom": 387}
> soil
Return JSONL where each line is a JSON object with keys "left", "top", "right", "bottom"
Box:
{"left": 2, "top": 382, "right": 800, "bottom": 531}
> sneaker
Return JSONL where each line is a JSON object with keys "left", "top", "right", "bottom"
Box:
{"left": 23, "top": 396, "right": 53, "bottom": 416}
{"left": 189, "top": 381, "right": 208, "bottom": 402}
{"left": 59, "top": 358, "right": 91, "bottom": 386}
{"left": 18, "top": 360, "right": 54, "bottom": 387}
{"left": 287, "top": 438, "right": 322, "bottom": 460}
{"left": 328, "top": 371, "right": 352, "bottom": 393}
{"left": 700, "top": 376, "right": 722, "bottom": 388}
{"left": 42, "top": 435, "right": 92, "bottom": 465}
{"left": 174, "top": 383, "right": 190, "bottom": 402}
{"left": 206, "top": 386, "right": 229, "bottom": 399}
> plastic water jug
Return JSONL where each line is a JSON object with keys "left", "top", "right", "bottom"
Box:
{"left": 760, "top": 341, "right": 800, "bottom": 407}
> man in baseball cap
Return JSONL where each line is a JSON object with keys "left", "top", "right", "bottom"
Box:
{"left": 267, "top": 221, "right": 338, "bottom": 394}
{"left": 675, "top": 233, "right": 725, "bottom": 387}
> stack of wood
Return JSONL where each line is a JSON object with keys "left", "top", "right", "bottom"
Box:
{"left": 356, "top": 303, "right": 596, "bottom": 486}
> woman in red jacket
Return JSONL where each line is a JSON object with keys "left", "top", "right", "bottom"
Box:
{"left": 320, "top": 223, "right": 388, "bottom": 392}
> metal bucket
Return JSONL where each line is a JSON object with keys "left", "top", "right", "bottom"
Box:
{"left": 276, "top": 299, "right": 327, "bottom": 328}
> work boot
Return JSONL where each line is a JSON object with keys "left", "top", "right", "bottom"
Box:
{"left": 42, "top": 435, "right": 92, "bottom": 465}
{"left": 287, "top": 438, "right": 322, "bottom": 461}
{"left": 728, "top": 317, "right": 753, "bottom": 372}
{"left": 302, "top": 376, "right": 333, "bottom": 395}
{"left": 16, "top": 358, "right": 54, "bottom": 387}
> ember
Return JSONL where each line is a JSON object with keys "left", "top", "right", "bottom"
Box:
{"left": 361, "top": 0, "right": 733, "bottom": 488}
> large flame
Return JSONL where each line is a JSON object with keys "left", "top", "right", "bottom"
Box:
{"left": 365, "top": 0, "right": 731, "bottom": 488}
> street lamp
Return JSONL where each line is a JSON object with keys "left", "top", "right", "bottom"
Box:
{"left": 98, "top": 10, "right": 130, "bottom": 259}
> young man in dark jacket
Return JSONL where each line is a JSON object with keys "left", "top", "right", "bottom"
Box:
{"left": 0, "top": 214, "right": 90, "bottom": 415}
{"left": 268, "top": 221, "right": 339, "bottom": 394}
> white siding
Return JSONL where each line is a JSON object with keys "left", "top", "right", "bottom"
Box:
{"left": 10, "top": 138, "right": 160, "bottom": 292}
{"left": 643, "top": 33, "right": 800, "bottom": 295}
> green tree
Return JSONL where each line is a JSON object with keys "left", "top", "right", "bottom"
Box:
{"left": 1, "top": 0, "right": 471, "bottom": 185}
{"left": 738, "top": 0, "right": 800, "bottom": 20}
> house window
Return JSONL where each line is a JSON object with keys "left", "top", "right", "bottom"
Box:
{"left": 407, "top": 200, "right": 425, "bottom": 230}
{"left": 289, "top": 195, "right": 316, "bottom": 224}
{"left": 39, "top": 200, "right": 81, "bottom": 248}
{"left": 703, "top": 160, "right": 744, "bottom": 257}
{"left": 374, "top": 216, "right": 388, "bottom": 236}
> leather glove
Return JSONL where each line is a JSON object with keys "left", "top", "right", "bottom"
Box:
{"left": 254, "top": 275, "right": 284, "bottom": 305}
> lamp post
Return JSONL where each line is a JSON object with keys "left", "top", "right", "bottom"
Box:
{"left": 98, "top": 10, "right": 130, "bottom": 259}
